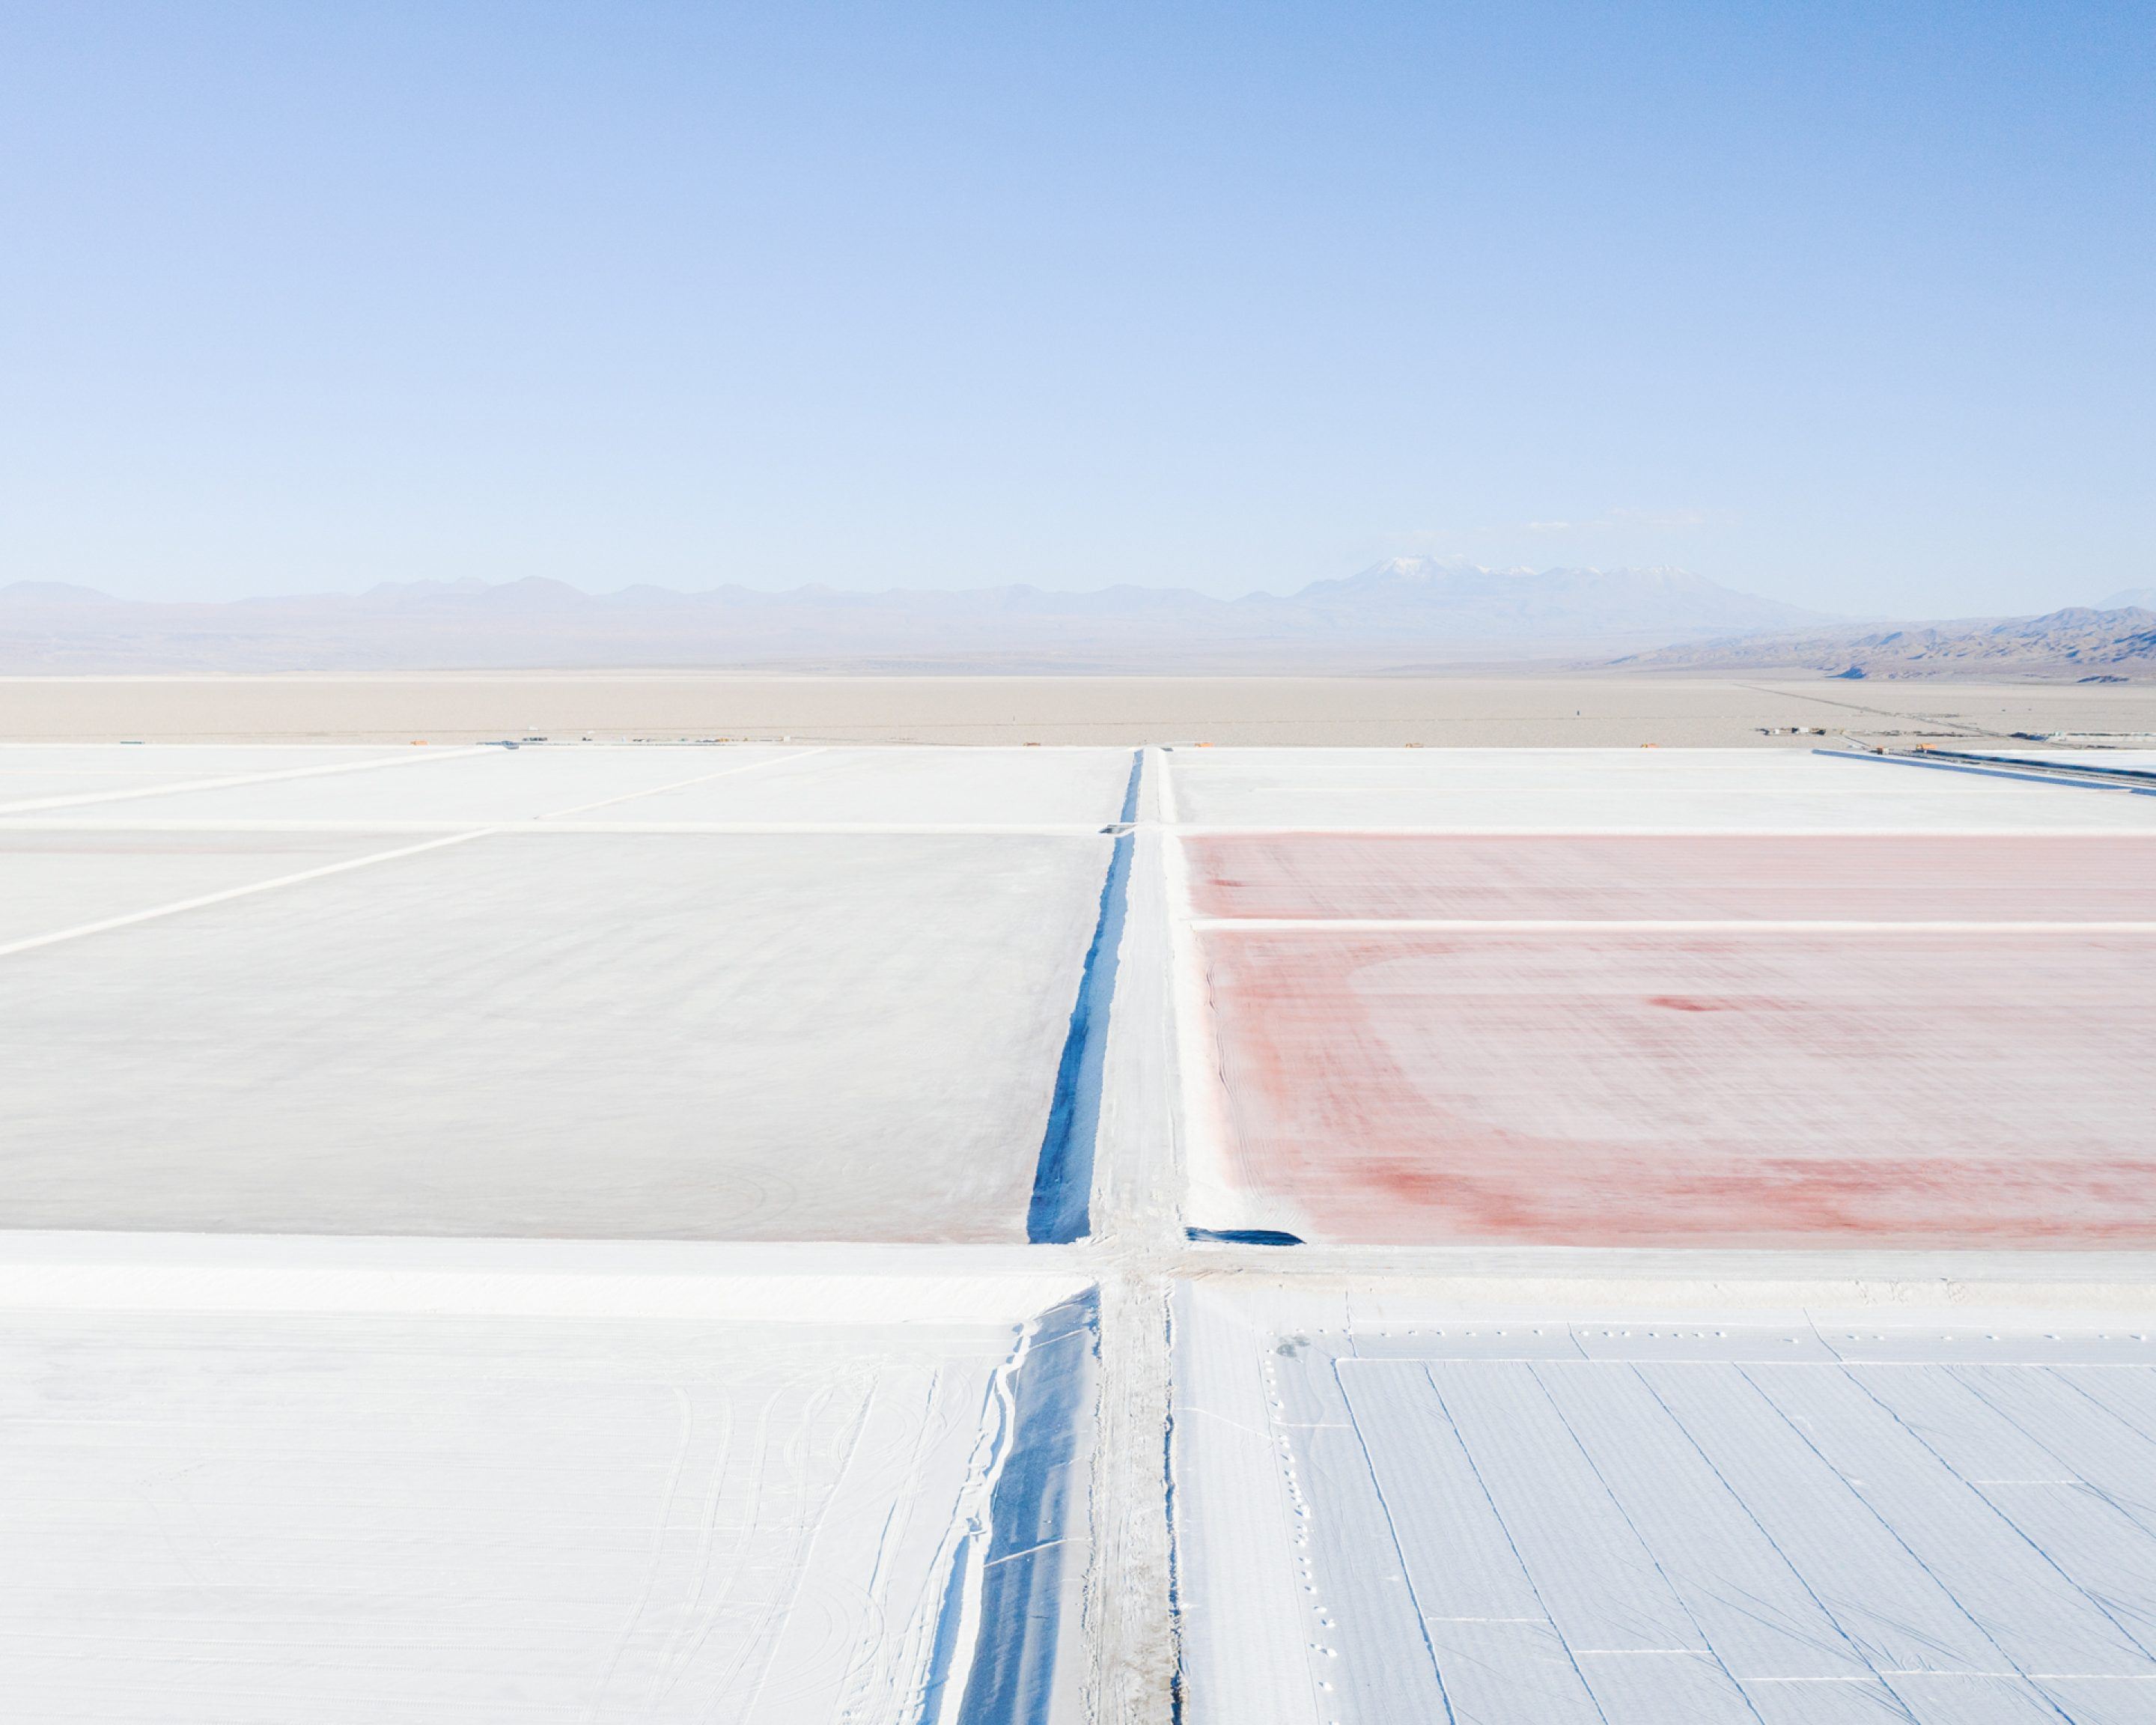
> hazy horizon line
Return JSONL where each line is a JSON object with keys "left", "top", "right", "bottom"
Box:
{"left": 7, "top": 565, "right": 2150, "bottom": 627}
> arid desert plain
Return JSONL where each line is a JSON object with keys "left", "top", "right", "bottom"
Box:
{"left": 4, "top": 673, "right": 2155, "bottom": 1723}
{"left": 4, "top": 669, "right": 2155, "bottom": 746}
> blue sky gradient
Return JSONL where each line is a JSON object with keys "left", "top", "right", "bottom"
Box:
{"left": 1, "top": 2, "right": 2149, "bottom": 613}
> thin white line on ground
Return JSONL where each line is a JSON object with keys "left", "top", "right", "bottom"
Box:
{"left": 536, "top": 746, "right": 829, "bottom": 818}
{"left": 0, "top": 819, "right": 1112, "bottom": 836}
{"left": 981, "top": 1537, "right": 1067, "bottom": 1569}
{"left": 0, "top": 828, "right": 495, "bottom": 962}
{"left": 1742, "top": 1673, "right": 2020, "bottom": 1682}
{"left": 0, "top": 744, "right": 490, "bottom": 816}
{"left": 1192, "top": 917, "right": 2156, "bottom": 933}
{"left": 14, "top": 819, "right": 2156, "bottom": 839}
{"left": 1324, "top": 1356, "right": 2156, "bottom": 1366}
{"left": 1167, "top": 826, "right": 2156, "bottom": 838}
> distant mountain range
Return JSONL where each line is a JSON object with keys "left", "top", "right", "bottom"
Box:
{"left": 0, "top": 560, "right": 1825, "bottom": 672}
{"left": 1612, "top": 606, "right": 2156, "bottom": 681}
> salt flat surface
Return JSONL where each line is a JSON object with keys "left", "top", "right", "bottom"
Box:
{"left": 10, "top": 740, "right": 811, "bottom": 824}
{"left": 1199, "top": 928, "right": 2156, "bottom": 1247}
{"left": 0, "top": 743, "right": 414, "bottom": 812}
{"left": 1172, "top": 752, "right": 2156, "bottom": 1248}
{"left": 0, "top": 832, "right": 1108, "bottom": 1238}
{"left": 0, "top": 1234, "right": 1097, "bottom": 1322}
{"left": 0, "top": 828, "right": 401, "bottom": 947}
{"left": 1164, "top": 746, "right": 2156, "bottom": 831}
{"left": 9, "top": 742, "right": 1137, "bottom": 828}
{"left": 1187, "top": 832, "right": 2156, "bottom": 922}
{"left": 1175, "top": 1286, "right": 2156, "bottom": 1725}
{"left": 0, "top": 1263, "right": 1094, "bottom": 1725}
{"left": 7, "top": 673, "right": 2154, "bottom": 748}
{"left": 605, "top": 745, "right": 1138, "bottom": 827}
{"left": 11, "top": 740, "right": 2156, "bottom": 1723}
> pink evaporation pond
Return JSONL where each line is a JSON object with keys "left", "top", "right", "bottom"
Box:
{"left": 1187, "top": 833, "right": 2156, "bottom": 923}
{"left": 1202, "top": 928, "right": 2156, "bottom": 1247}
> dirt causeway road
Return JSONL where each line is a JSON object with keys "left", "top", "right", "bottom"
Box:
{"left": 1, "top": 671, "right": 2152, "bottom": 746}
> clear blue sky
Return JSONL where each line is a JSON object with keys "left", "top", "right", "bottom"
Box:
{"left": 1, "top": 2, "right": 2149, "bottom": 615}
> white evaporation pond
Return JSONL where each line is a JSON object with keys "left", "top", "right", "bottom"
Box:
{"left": 0, "top": 1307, "right": 1020, "bottom": 1724}
{"left": 0, "top": 829, "right": 403, "bottom": 948}
{"left": 1163, "top": 746, "right": 2156, "bottom": 832}
{"left": 1176, "top": 1288, "right": 2156, "bottom": 1725}
{"left": 2, "top": 743, "right": 811, "bottom": 826}
{"left": 13, "top": 744, "right": 1141, "bottom": 829}
{"left": 0, "top": 831, "right": 1109, "bottom": 1238}
{"left": 582, "top": 745, "right": 1139, "bottom": 827}
{"left": 0, "top": 744, "right": 412, "bottom": 813}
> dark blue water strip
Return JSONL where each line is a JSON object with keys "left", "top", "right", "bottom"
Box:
{"left": 955, "top": 1289, "right": 1099, "bottom": 1725}
{"left": 1025, "top": 751, "right": 1142, "bottom": 1244}
{"left": 1184, "top": 1226, "right": 1304, "bottom": 1246}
